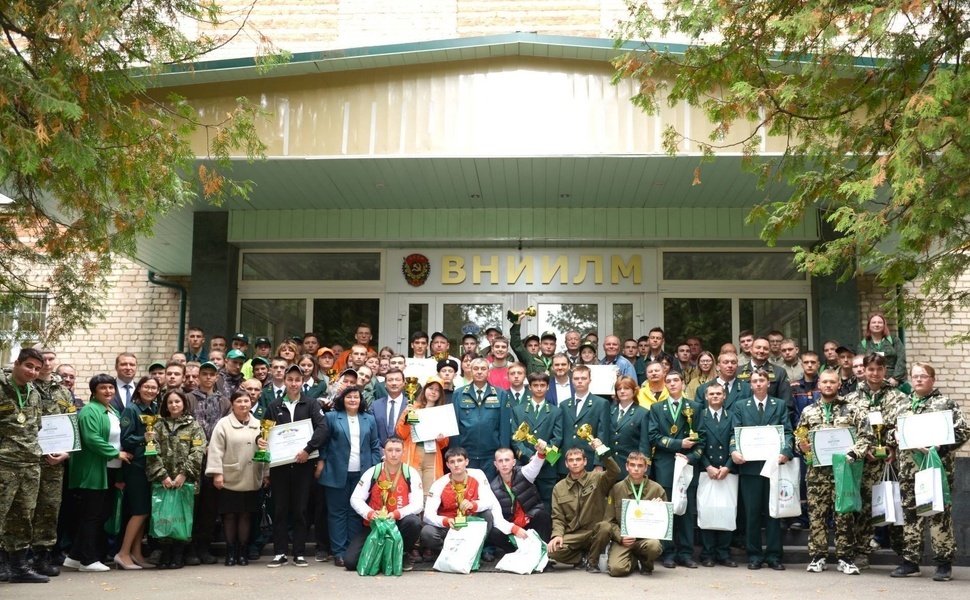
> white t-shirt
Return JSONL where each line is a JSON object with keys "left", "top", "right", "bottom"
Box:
{"left": 106, "top": 411, "right": 122, "bottom": 468}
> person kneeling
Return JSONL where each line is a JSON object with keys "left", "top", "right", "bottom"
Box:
{"left": 488, "top": 447, "right": 552, "bottom": 561}
{"left": 606, "top": 452, "right": 665, "bottom": 576}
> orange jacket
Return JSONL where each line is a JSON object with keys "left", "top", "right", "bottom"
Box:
{"left": 395, "top": 407, "right": 449, "bottom": 485}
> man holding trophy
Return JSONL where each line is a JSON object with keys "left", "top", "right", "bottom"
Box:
{"left": 510, "top": 372, "right": 563, "bottom": 509}
{"left": 487, "top": 447, "right": 551, "bottom": 561}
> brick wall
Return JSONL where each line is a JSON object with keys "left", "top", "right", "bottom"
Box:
{"left": 54, "top": 257, "right": 190, "bottom": 392}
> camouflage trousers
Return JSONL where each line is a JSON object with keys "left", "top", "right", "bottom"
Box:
{"left": 806, "top": 467, "right": 854, "bottom": 559}
{"left": 852, "top": 459, "right": 885, "bottom": 557}
{"left": 889, "top": 456, "right": 956, "bottom": 564}
{"left": 0, "top": 462, "right": 40, "bottom": 552}
{"left": 31, "top": 464, "right": 64, "bottom": 548}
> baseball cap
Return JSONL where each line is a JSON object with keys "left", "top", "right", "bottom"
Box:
{"left": 226, "top": 349, "right": 246, "bottom": 361}
{"left": 232, "top": 332, "right": 249, "bottom": 344}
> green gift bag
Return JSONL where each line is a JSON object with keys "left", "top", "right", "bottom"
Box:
{"left": 104, "top": 486, "right": 125, "bottom": 535}
{"left": 150, "top": 483, "right": 195, "bottom": 541}
{"left": 833, "top": 453, "right": 863, "bottom": 513}
{"left": 357, "top": 520, "right": 388, "bottom": 576}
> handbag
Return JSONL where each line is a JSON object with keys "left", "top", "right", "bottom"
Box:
{"left": 150, "top": 483, "right": 196, "bottom": 541}
{"left": 832, "top": 454, "right": 862, "bottom": 513}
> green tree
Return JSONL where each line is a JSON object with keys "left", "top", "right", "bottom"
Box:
{"left": 0, "top": 1, "right": 273, "bottom": 345}
{"left": 614, "top": 0, "right": 970, "bottom": 339}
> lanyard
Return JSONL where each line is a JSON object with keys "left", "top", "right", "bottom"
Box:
{"left": 667, "top": 399, "right": 682, "bottom": 422}
{"left": 503, "top": 479, "right": 516, "bottom": 504}
{"left": 910, "top": 394, "right": 927, "bottom": 413}
{"left": 13, "top": 384, "right": 28, "bottom": 410}
{"left": 822, "top": 402, "right": 832, "bottom": 424}
{"left": 629, "top": 480, "right": 644, "bottom": 501}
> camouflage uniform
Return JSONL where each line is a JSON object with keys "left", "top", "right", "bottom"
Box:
{"left": 795, "top": 398, "right": 865, "bottom": 560}
{"left": 844, "top": 381, "right": 907, "bottom": 559}
{"left": 146, "top": 416, "right": 206, "bottom": 496}
{"left": 887, "top": 390, "right": 969, "bottom": 565}
{"left": 30, "top": 378, "right": 75, "bottom": 549}
{"left": 0, "top": 372, "right": 43, "bottom": 552}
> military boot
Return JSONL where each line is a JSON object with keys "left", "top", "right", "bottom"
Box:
{"left": 32, "top": 548, "right": 60, "bottom": 577}
{"left": 8, "top": 551, "right": 50, "bottom": 583}
{"left": 0, "top": 549, "right": 10, "bottom": 582}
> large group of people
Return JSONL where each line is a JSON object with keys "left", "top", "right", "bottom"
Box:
{"left": 0, "top": 311, "right": 966, "bottom": 584}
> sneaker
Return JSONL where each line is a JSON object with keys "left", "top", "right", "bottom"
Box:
{"left": 402, "top": 555, "right": 414, "bottom": 572}
{"left": 267, "top": 555, "right": 287, "bottom": 568}
{"left": 806, "top": 557, "right": 826, "bottom": 573}
{"left": 838, "top": 559, "right": 860, "bottom": 575}
{"left": 292, "top": 556, "right": 308, "bottom": 567}
{"left": 789, "top": 520, "right": 807, "bottom": 530}
{"left": 61, "top": 557, "right": 80, "bottom": 570}
{"left": 854, "top": 555, "right": 870, "bottom": 570}
{"left": 314, "top": 549, "right": 332, "bottom": 563}
{"left": 933, "top": 563, "right": 952, "bottom": 582}
{"left": 79, "top": 561, "right": 110, "bottom": 572}
{"left": 891, "top": 561, "right": 921, "bottom": 578}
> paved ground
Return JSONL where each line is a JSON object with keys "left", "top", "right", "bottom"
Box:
{"left": 7, "top": 561, "right": 968, "bottom": 599}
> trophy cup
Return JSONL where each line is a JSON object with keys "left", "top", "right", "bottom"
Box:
{"left": 452, "top": 481, "right": 468, "bottom": 528}
{"left": 793, "top": 425, "right": 813, "bottom": 463}
{"left": 141, "top": 415, "right": 159, "bottom": 456}
{"left": 682, "top": 406, "right": 700, "bottom": 440}
{"left": 404, "top": 376, "right": 421, "bottom": 424}
{"left": 576, "top": 423, "right": 610, "bottom": 456}
{"left": 253, "top": 419, "right": 275, "bottom": 463}
{"left": 507, "top": 306, "right": 538, "bottom": 323}
{"left": 512, "top": 422, "right": 561, "bottom": 465}
{"left": 326, "top": 368, "right": 338, "bottom": 384}
{"left": 872, "top": 423, "right": 888, "bottom": 458}
{"left": 376, "top": 479, "right": 393, "bottom": 519}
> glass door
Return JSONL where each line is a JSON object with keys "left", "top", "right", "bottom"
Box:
{"left": 526, "top": 294, "right": 644, "bottom": 353}
{"left": 400, "top": 295, "right": 514, "bottom": 354}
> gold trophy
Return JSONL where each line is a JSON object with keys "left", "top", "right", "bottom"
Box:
{"left": 433, "top": 351, "right": 449, "bottom": 362}
{"left": 404, "top": 376, "right": 421, "bottom": 424}
{"left": 872, "top": 423, "right": 888, "bottom": 459}
{"left": 376, "top": 479, "right": 394, "bottom": 519}
{"left": 253, "top": 419, "right": 275, "bottom": 463}
{"left": 507, "top": 306, "right": 537, "bottom": 322}
{"left": 452, "top": 481, "right": 468, "bottom": 528}
{"left": 326, "top": 368, "right": 338, "bottom": 384}
{"left": 141, "top": 415, "right": 160, "bottom": 456}
{"left": 513, "top": 422, "right": 561, "bottom": 465}
{"left": 794, "top": 425, "right": 813, "bottom": 463}
{"left": 577, "top": 423, "right": 610, "bottom": 456}
{"left": 682, "top": 406, "right": 700, "bottom": 440}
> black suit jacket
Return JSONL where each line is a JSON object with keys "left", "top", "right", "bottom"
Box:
{"left": 265, "top": 394, "right": 329, "bottom": 456}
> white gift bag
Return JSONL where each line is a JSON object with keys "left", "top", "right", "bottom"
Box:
{"left": 766, "top": 457, "right": 801, "bottom": 519}
{"left": 891, "top": 481, "right": 904, "bottom": 525}
{"left": 915, "top": 466, "right": 945, "bottom": 517}
{"left": 871, "top": 481, "right": 896, "bottom": 526}
{"left": 598, "top": 541, "right": 610, "bottom": 573}
{"left": 433, "top": 519, "right": 489, "bottom": 574}
{"left": 495, "top": 529, "right": 548, "bottom": 575}
{"left": 671, "top": 455, "right": 694, "bottom": 516}
{"left": 696, "top": 472, "right": 739, "bottom": 531}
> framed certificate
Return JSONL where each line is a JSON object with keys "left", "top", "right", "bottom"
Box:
{"left": 897, "top": 411, "right": 955, "bottom": 450}
{"left": 734, "top": 425, "right": 784, "bottom": 461}
{"left": 410, "top": 404, "right": 460, "bottom": 442}
{"left": 38, "top": 413, "right": 81, "bottom": 454}
{"left": 620, "top": 499, "right": 673, "bottom": 540}
{"left": 587, "top": 365, "right": 619, "bottom": 396}
{"left": 808, "top": 427, "right": 856, "bottom": 467}
{"left": 267, "top": 420, "right": 320, "bottom": 467}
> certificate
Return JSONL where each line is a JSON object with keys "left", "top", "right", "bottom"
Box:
{"left": 620, "top": 499, "right": 673, "bottom": 540}
{"left": 267, "top": 420, "right": 320, "bottom": 467}
{"left": 808, "top": 427, "right": 856, "bottom": 467}
{"left": 404, "top": 358, "right": 438, "bottom": 383}
{"left": 587, "top": 365, "right": 619, "bottom": 396}
{"left": 410, "top": 404, "right": 460, "bottom": 442}
{"left": 896, "top": 411, "right": 955, "bottom": 450}
{"left": 734, "top": 425, "right": 784, "bottom": 462}
{"left": 38, "top": 413, "right": 81, "bottom": 454}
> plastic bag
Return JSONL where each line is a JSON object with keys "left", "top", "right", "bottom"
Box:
{"left": 832, "top": 454, "right": 862, "bottom": 514}
{"left": 150, "top": 483, "right": 195, "bottom": 541}
{"left": 433, "top": 517, "right": 488, "bottom": 574}
{"left": 356, "top": 521, "right": 387, "bottom": 576}
{"left": 671, "top": 456, "right": 694, "bottom": 516}
{"left": 495, "top": 529, "right": 548, "bottom": 575}
{"left": 104, "top": 486, "right": 124, "bottom": 535}
{"left": 872, "top": 464, "right": 901, "bottom": 526}
{"left": 763, "top": 457, "right": 801, "bottom": 518}
{"left": 915, "top": 459, "right": 945, "bottom": 517}
{"left": 696, "top": 472, "right": 739, "bottom": 531}
{"left": 914, "top": 447, "right": 950, "bottom": 505}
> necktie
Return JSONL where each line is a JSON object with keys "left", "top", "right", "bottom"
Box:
{"left": 514, "top": 392, "right": 520, "bottom": 403}
{"left": 124, "top": 384, "right": 132, "bottom": 405}
{"left": 714, "top": 411, "right": 720, "bottom": 423}
{"left": 758, "top": 401, "right": 765, "bottom": 417}
{"left": 477, "top": 390, "right": 483, "bottom": 403}
{"left": 388, "top": 399, "right": 396, "bottom": 425}
{"left": 303, "top": 383, "right": 310, "bottom": 393}
{"left": 576, "top": 399, "right": 584, "bottom": 417}
{"left": 276, "top": 389, "right": 283, "bottom": 400}
{"left": 672, "top": 401, "right": 679, "bottom": 412}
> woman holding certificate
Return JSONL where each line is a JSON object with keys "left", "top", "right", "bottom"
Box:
{"left": 886, "top": 363, "right": 969, "bottom": 581}
{"left": 396, "top": 376, "right": 450, "bottom": 498}
{"left": 318, "top": 385, "right": 381, "bottom": 567}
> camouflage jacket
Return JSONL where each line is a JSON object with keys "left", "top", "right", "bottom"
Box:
{"left": 0, "top": 371, "right": 42, "bottom": 466}
{"left": 844, "top": 381, "right": 908, "bottom": 451}
{"left": 888, "top": 389, "right": 970, "bottom": 473}
{"left": 794, "top": 398, "right": 867, "bottom": 466}
{"left": 34, "top": 378, "right": 76, "bottom": 417}
{"left": 146, "top": 416, "right": 206, "bottom": 491}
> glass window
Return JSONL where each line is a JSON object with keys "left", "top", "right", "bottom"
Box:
{"left": 539, "top": 303, "right": 599, "bottom": 352}
{"left": 612, "top": 304, "right": 634, "bottom": 342}
{"left": 312, "top": 299, "right": 381, "bottom": 349}
{"left": 663, "top": 298, "right": 732, "bottom": 354}
{"left": 663, "top": 252, "right": 802, "bottom": 281}
{"left": 239, "top": 299, "right": 307, "bottom": 349}
{"left": 242, "top": 252, "right": 381, "bottom": 281}
{"left": 740, "top": 298, "right": 809, "bottom": 349}
{"left": 408, "top": 304, "right": 429, "bottom": 340}
{"left": 442, "top": 304, "right": 504, "bottom": 347}
{"left": 0, "top": 294, "right": 48, "bottom": 366}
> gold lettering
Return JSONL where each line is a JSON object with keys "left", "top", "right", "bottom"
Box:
{"left": 574, "top": 255, "right": 604, "bottom": 284}
{"left": 506, "top": 256, "right": 534, "bottom": 285}
{"left": 472, "top": 255, "right": 500, "bottom": 285}
{"left": 611, "top": 255, "right": 642, "bottom": 284}
{"left": 442, "top": 256, "right": 466, "bottom": 284}
{"left": 541, "top": 256, "right": 568, "bottom": 285}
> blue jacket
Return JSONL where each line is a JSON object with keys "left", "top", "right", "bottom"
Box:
{"left": 318, "top": 410, "right": 381, "bottom": 488}
{"left": 371, "top": 395, "right": 406, "bottom": 448}
{"left": 546, "top": 379, "right": 575, "bottom": 406}
{"left": 452, "top": 384, "right": 511, "bottom": 460}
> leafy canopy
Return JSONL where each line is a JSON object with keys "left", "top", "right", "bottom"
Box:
{"left": 0, "top": 0, "right": 272, "bottom": 345}
{"left": 614, "top": 0, "right": 970, "bottom": 338}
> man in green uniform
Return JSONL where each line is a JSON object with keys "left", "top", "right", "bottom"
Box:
{"left": 510, "top": 372, "right": 562, "bottom": 510}
{"left": 0, "top": 348, "right": 49, "bottom": 583}
{"left": 694, "top": 382, "right": 738, "bottom": 568}
{"left": 510, "top": 312, "right": 555, "bottom": 375}
{"left": 605, "top": 451, "right": 665, "bottom": 576}
{"left": 558, "top": 365, "right": 611, "bottom": 475}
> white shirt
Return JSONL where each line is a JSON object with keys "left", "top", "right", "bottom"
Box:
{"left": 350, "top": 463, "right": 425, "bottom": 520}
{"left": 574, "top": 395, "right": 588, "bottom": 416}
{"left": 348, "top": 414, "right": 361, "bottom": 472}
{"left": 386, "top": 395, "right": 403, "bottom": 424}
{"left": 510, "top": 387, "right": 526, "bottom": 402}
{"left": 115, "top": 378, "right": 133, "bottom": 407}
{"left": 555, "top": 380, "right": 571, "bottom": 402}
{"left": 106, "top": 410, "right": 122, "bottom": 468}
{"left": 717, "top": 377, "right": 734, "bottom": 394}
{"left": 282, "top": 397, "right": 299, "bottom": 420}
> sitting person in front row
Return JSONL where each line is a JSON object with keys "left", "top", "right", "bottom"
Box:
{"left": 605, "top": 451, "right": 665, "bottom": 576}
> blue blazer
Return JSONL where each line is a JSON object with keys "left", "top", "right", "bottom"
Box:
{"left": 318, "top": 411, "right": 382, "bottom": 488}
{"left": 370, "top": 395, "right": 405, "bottom": 447}
{"left": 546, "top": 379, "right": 575, "bottom": 406}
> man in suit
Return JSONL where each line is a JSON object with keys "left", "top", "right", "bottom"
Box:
{"left": 371, "top": 369, "right": 405, "bottom": 448}
{"left": 452, "top": 357, "right": 511, "bottom": 482}
{"left": 695, "top": 382, "right": 738, "bottom": 568}
{"left": 695, "top": 351, "right": 750, "bottom": 411}
{"left": 111, "top": 352, "right": 137, "bottom": 414}
{"left": 558, "top": 365, "right": 610, "bottom": 475}
{"left": 648, "top": 370, "right": 704, "bottom": 568}
{"left": 729, "top": 370, "right": 794, "bottom": 571}
{"left": 609, "top": 376, "right": 650, "bottom": 479}
{"left": 511, "top": 372, "right": 563, "bottom": 510}
{"left": 737, "top": 338, "right": 792, "bottom": 407}
{"left": 546, "top": 354, "right": 574, "bottom": 406}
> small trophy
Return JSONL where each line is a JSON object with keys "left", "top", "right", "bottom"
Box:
{"left": 452, "top": 481, "right": 468, "bottom": 528}
{"left": 872, "top": 423, "right": 888, "bottom": 459}
{"left": 507, "top": 306, "right": 537, "bottom": 323}
{"left": 682, "top": 406, "right": 700, "bottom": 440}
{"left": 576, "top": 423, "right": 610, "bottom": 456}
{"left": 253, "top": 419, "right": 275, "bottom": 463}
{"left": 376, "top": 479, "right": 393, "bottom": 519}
{"left": 141, "top": 415, "right": 159, "bottom": 456}
{"left": 793, "top": 425, "right": 812, "bottom": 463}
{"left": 326, "top": 369, "right": 338, "bottom": 384}
{"left": 404, "top": 377, "right": 421, "bottom": 424}
{"left": 433, "top": 351, "right": 450, "bottom": 362}
{"left": 512, "top": 422, "right": 561, "bottom": 465}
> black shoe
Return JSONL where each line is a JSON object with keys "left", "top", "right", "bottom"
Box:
{"left": 766, "top": 560, "right": 785, "bottom": 571}
{"left": 891, "top": 561, "right": 921, "bottom": 578}
{"left": 789, "top": 520, "right": 807, "bottom": 530}
{"left": 718, "top": 558, "right": 738, "bottom": 568}
{"left": 197, "top": 547, "right": 218, "bottom": 565}
{"left": 0, "top": 550, "right": 9, "bottom": 582}
{"left": 157, "top": 546, "right": 172, "bottom": 571}
{"left": 403, "top": 555, "right": 414, "bottom": 572}
{"left": 574, "top": 554, "right": 589, "bottom": 570}
{"left": 701, "top": 558, "right": 716, "bottom": 568}
{"left": 169, "top": 543, "right": 185, "bottom": 570}
{"left": 183, "top": 546, "right": 201, "bottom": 566}
{"left": 748, "top": 560, "right": 763, "bottom": 570}
{"left": 32, "top": 548, "right": 60, "bottom": 577}
{"left": 147, "top": 548, "right": 164, "bottom": 566}
{"left": 267, "top": 555, "right": 287, "bottom": 568}
{"left": 236, "top": 544, "right": 248, "bottom": 566}
{"left": 8, "top": 552, "right": 49, "bottom": 583}
{"left": 292, "top": 556, "right": 308, "bottom": 567}
{"left": 662, "top": 558, "right": 676, "bottom": 569}
{"left": 225, "top": 544, "right": 238, "bottom": 567}
{"left": 586, "top": 563, "right": 602, "bottom": 574}
{"left": 333, "top": 556, "right": 346, "bottom": 568}
{"left": 408, "top": 549, "right": 422, "bottom": 564}
{"left": 677, "top": 557, "right": 698, "bottom": 569}
{"left": 247, "top": 546, "right": 261, "bottom": 561}
{"left": 639, "top": 563, "right": 654, "bottom": 575}
{"left": 933, "top": 563, "right": 952, "bottom": 582}
{"left": 315, "top": 549, "right": 333, "bottom": 562}
{"left": 481, "top": 550, "right": 496, "bottom": 563}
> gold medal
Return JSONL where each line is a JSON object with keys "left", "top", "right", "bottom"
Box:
{"left": 670, "top": 424, "right": 678, "bottom": 434}
{"left": 16, "top": 412, "right": 26, "bottom": 424}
